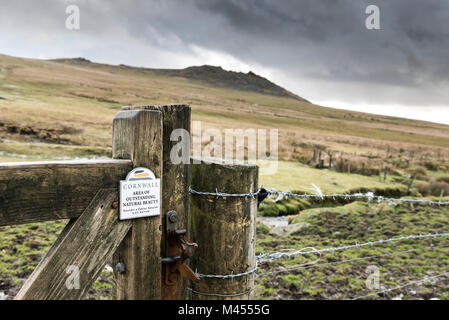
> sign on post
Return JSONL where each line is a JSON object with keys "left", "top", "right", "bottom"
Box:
{"left": 119, "top": 167, "right": 161, "bottom": 220}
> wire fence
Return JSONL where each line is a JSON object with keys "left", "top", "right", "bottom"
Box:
{"left": 188, "top": 287, "right": 255, "bottom": 299}
{"left": 189, "top": 186, "right": 449, "bottom": 206}
{"left": 256, "top": 245, "right": 449, "bottom": 278}
{"left": 256, "top": 232, "right": 449, "bottom": 263}
{"left": 352, "top": 271, "right": 449, "bottom": 300}
{"left": 189, "top": 184, "right": 449, "bottom": 299}
{"left": 196, "top": 263, "right": 259, "bottom": 280}
{"left": 193, "top": 232, "right": 449, "bottom": 279}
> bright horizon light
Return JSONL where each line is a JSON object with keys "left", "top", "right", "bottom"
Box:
{"left": 315, "top": 100, "right": 449, "bottom": 126}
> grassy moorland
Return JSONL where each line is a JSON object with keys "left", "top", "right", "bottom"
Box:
{"left": 255, "top": 202, "right": 449, "bottom": 300}
{"left": 1, "top": 53, "right": 449, "bottom": 160}
{"left": 1, "top": 53, "right": 449, "bottom": 300}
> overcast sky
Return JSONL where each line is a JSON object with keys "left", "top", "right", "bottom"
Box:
{"left": 1, "top": 0, "right": 449, "bottom": 124}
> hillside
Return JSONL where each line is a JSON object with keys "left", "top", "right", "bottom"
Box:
{"left": 1, "top": 53, "right": 449, "bottom": 170}
{"left": 50, "top": 58, "right": 308, "bottom": 102}
{"left": 160, "top": 65, "right": 308, "bottom": 102}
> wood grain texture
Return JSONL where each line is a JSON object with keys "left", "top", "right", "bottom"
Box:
{"left": 0, "top": 160, "right": 132, "bottom": 226}
{"left": 124, "top": 105, "right": 191, "bottom": 300}
{"left": 15, "top": 189, "right": 132, "bottom": 300}
{"left": 189, "top": 159, "right": 258, "bottom": 300}
{"left": 112, "top": 109, "right": 163, "bottom": 300}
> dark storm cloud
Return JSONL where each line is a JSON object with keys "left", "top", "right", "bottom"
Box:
{"left": 0, "top": 0, "right": 448, "bottom": 108}
{"left": 186, "top": 0, "right": 449, "bottom": 86}
{"left": 119, "top": 0, "right": 449, "bottom": 95}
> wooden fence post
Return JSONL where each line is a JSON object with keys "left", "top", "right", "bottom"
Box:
{"left": 112, "top": 109, "right": 163, "bottom": 300}
{"left": 189, "top": 159, "right": 258, "bottom": 300}
{"left": 122, "top": 104, "right": 191, "bottom": 300}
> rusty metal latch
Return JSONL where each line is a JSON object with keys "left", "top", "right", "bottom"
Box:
{"left": 162, "top": 210, "right": 200, "bottom": 286}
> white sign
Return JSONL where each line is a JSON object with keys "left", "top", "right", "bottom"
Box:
{"left": 119, "top": 167, "right": 161, "bottom": 220}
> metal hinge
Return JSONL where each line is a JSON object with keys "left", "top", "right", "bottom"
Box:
{"left": 161, "top": 210, "right": 200, "bottom": 286}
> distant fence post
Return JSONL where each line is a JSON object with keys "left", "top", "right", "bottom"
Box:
{"left": 189, "top": 159, "right": 258, "bottom": 300}
{"left": 112, "top": 109, "right": 163, "bottom": 300}
{"left": 121, "top": 104, "right": 191, "bottom": 300}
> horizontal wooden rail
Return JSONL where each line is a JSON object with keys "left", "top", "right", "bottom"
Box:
{"left": 0, "top": 159, "right": 132, "bottom": 226}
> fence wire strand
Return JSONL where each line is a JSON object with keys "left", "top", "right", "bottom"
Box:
{"left": 257, "top": 232, "right": 449, "bottom": 263}
{"left": 193, "top": 234, "right": 449, "bottom": 279}
{"left": 196, "top": 262, "right": 258, "bottom": 279}
{"left": 187, "top": 287, "right": 254, "bottom": 298}
{"left": 256, "top": 245, "right": 449, "bottom": 277}
{"left": 189, "top": 186, "right": 449, "bottom": 206}
{"left": 352, "top": 271, "right": 449, "bottom": 300}
{"left": 189, "top": 185, "right": 449, "bottom": 298}
{"left": 189, "top": 187, "right": 259, "bottom": 198}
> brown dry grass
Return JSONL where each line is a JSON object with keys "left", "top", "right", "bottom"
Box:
{"left": 1, "top": 53, "right": 449, "bottom": 167}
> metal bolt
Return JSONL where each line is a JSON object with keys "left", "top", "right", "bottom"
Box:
{"left": 115, "top": 262, "right": 125, "bottom": 274}
{"left": 169, "top": 212, "right": 178, "bottom": 223}
{"left": 111, "top": 201, "right": 118, "bottom": 209}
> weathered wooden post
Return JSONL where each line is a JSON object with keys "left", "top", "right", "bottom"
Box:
{"left": 319, "top": 159, "right": 324, "bottom": 169}
{"left": 121, "top": 104, "right": 191, "bottom": 300}
{"left": 189, "top": 159, "right": 258, "bottom": 300}
{"left": 407, "top": 174, "right": 416, "bottom": 194}
{"left": 113, "top": 105, "right": 191, "bottom": 300}
{"left": 112, "top": 108, "right": 163, "bottom": 299}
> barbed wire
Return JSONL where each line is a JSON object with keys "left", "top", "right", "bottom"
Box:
{"left": 352, "top": 271, "right": 449, "bottom": 300}
{"left": 189, "top": 184, "right": 449, "bottom": 297}
{"left": 196, "top": 262, "right": 258, "bottom": 279}
{"left": 267, "top": 189, "right": 449, "bottom": 206}
{"left": 257, "top": 232, "right": 449, "bottom": 263}
{"left": 192, "top": 235, "right": 448, "bottom": 280}
{"left": 256, "top": 245, "right": 449, "bottom": 277}
{"left": 187, "top": 287, "right": 254, "bottom": 298}
{"left": 189, "top": 187, "right": 259, "bottom": 198}
{"left": 189, "top": 186, "right": 449, "bottom": 206}
{"left": 192, "top": 248, "right": 449, "bottom": 298}
{"left": 257, "top": 249, "right": 411, "bottom": 277}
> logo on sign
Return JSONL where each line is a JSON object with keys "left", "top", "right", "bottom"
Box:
{"left": 119, "top": 167, "right": 161, "bottom": 220}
